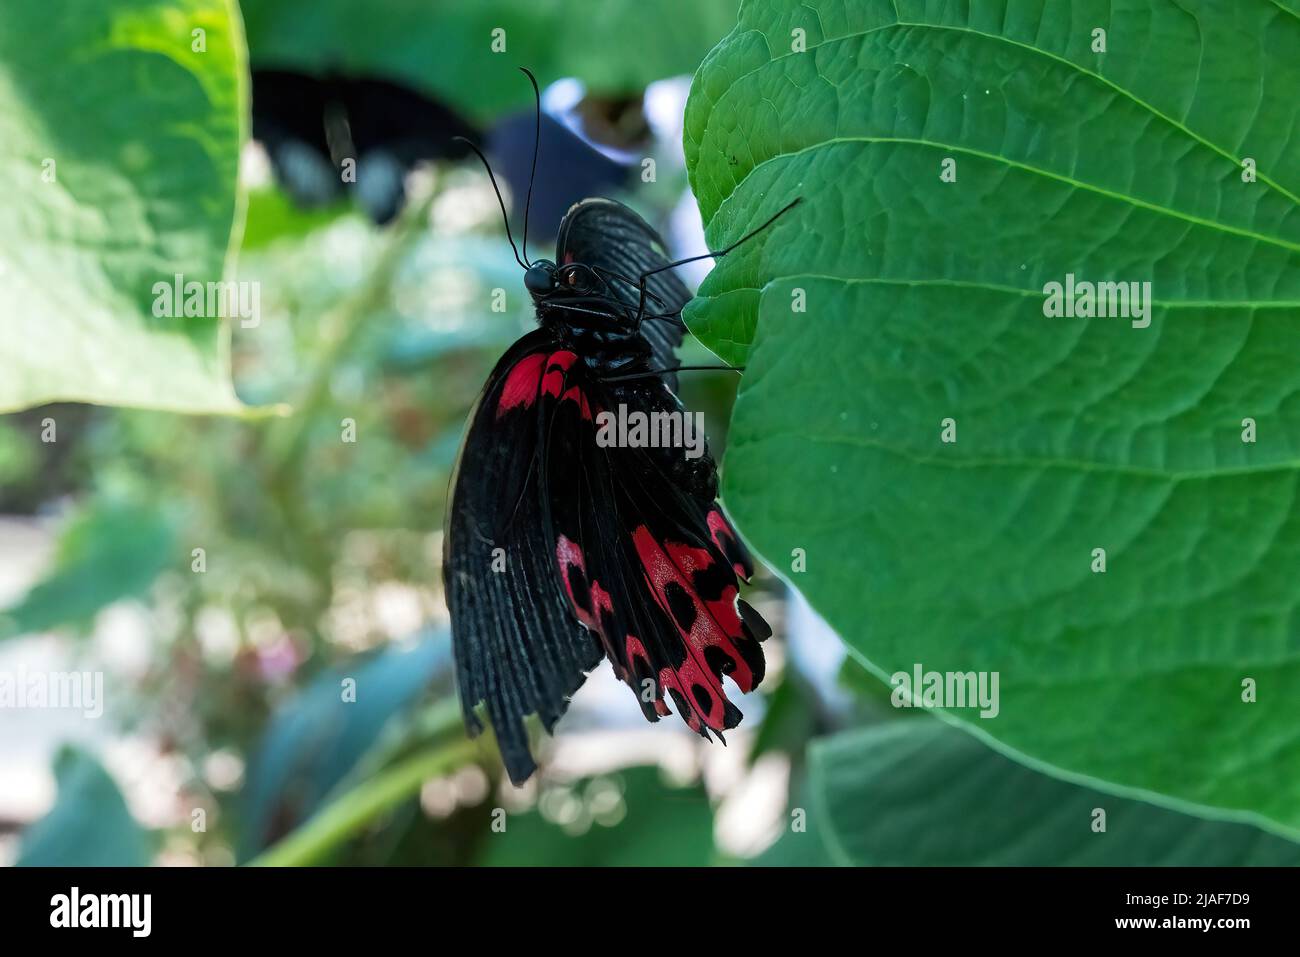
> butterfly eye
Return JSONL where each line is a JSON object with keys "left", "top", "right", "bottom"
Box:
{"left": 562, "top": 266, "right": 591, "bottom": 291}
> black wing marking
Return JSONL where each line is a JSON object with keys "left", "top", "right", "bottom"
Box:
{"left": 555, "top": 198, "right": 690, "bottom": 389}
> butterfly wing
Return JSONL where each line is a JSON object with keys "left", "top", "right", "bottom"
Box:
{"left": 556, "top": 198, "right": 689, "bottom": 388}
{"left": 251, "top": 70, "right": 341, "bottom": 208}
{"left": 560, "top": 376, "right": 770, "bottom": 741}
{"left": 446, "top": 331, "right": 770, "bottom": 784}
{"left": 251, "top": 69, "right": 477, "bottom": 224}
{"left": 340, "top": 77, "right": 477, "bottom": 224}
{"left": 444, "top": 333, "right": 604, "bottom": 784}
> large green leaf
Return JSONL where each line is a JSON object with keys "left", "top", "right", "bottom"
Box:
{"left": 17, "top": 746, "right": 154, "bottom": 866}
{"left": 762, "top": 720, "right": 1300, "bottom": 865}
{"left": 241, "top": 0, "right": 739, "bottom": 123}
{"left": 685, "top": 0, "right": 1300, "bottom": 835}
{"left": 0, "top": 0, "right": 245, "bottom": 413}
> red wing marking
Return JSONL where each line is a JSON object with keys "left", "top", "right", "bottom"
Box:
{"left": 540, "top": 350, "right": 577, "bottom": 397}
{"left": 632, "top": 526, "right": 751, "bottom": 730}
{"left": 496, "top": 353, "right": 547, "bottom": 418}
{"left": 556, "top": 535, "right": 632, "bottom": 683}
{"left": 624, "top": 634, "right": 671, "bottom": 717}
{"left": 556, "top": 535, "right": 613, "bottom": 631}
{"left": 497, "top": 350, "right": 591, "bottom": 420}
{"left": 560, "top": 385, "right": 593, "bottom": 421}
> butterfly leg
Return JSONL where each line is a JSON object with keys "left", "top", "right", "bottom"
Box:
{"left": 600, "top": 364, "right": 744, "bottom": 384}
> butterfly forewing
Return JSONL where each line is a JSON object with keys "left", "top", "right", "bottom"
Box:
{"left": 444, "top": 336, "right": 603, "bottom": 783}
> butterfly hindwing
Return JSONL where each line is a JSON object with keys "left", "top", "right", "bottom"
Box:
{"left": 594, "top": 381, "right": 768, "bottom": 734}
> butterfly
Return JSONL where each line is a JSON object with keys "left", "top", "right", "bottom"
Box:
{"left": 444, "top": 70, "right": 795, "bottom": 785}
{"left": 251, "top": 69, "right": 477, "bottom": 224}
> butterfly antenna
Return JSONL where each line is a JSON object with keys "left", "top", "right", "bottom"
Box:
{"left": 633, "top": 197, "right": 803, "bottom": 326}
{"left": 453, "top": 135, "right": 528, "bottom": 270}
{"left": 519, "top": 67, "right": 541, "bottom": 268}
{"left": 678, "top": 197, "right": 802, "bottom": 271}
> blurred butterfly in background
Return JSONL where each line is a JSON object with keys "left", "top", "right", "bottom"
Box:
{"left": 444, "top": 69, "right": 798, "bottom": 784}
{"left": 251, "top": 68, "right": 632, "bottom": 232}
{"left": 251, "top": 69, "right": 479, "bottom": 225}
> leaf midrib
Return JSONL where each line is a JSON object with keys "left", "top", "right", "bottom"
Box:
{"left": 738, "top": 430, "right": 1300, "bottom": 483}
{"left": 701, "top": 274, "right": 1300, "bottom": 311}
{"left": 713, "top": 134, "right": 1300, "bottom": 256}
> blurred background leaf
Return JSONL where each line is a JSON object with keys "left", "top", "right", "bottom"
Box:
{"left": 16, "top": 746, "right": 154, "bottom": 866}
{"left": 0, "top": 0, "right": 246, "bottom": 413}
{"left": 237, "top": 630, "right": 451, "bottom": 859}
{"left": 0, "top": 501, "right": 174, "bottom": 640}
{"left": 241, "top": 0, "right": 738, "bottom": 123}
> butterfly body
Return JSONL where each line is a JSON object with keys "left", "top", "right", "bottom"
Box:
{"left": 445, "top": 198, "right": 770, "bottom": 785}
{"left": 523, "top": 255, "right": 668, "bottom": 379}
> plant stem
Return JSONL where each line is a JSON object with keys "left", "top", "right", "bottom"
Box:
{"left": 247, "top": 734, "right": 482, "bottom": 867}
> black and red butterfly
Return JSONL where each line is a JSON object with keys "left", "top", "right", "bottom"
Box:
{"left": 444, "top": 70, "right": 795, "bottom": 784}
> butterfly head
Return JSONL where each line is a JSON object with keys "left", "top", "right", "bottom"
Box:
{"left": 526, "top": 259, "right": 608, "bottom": 306}
{"left": 524, "top": 259, "right": 557, "bottom": 298}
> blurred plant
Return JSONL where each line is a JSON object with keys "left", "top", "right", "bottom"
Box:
{"left": 3, "top": 87, "right": 754, "bottom": 869}
{"left": 16, "top": 747, "right": 155, "bottom": 867}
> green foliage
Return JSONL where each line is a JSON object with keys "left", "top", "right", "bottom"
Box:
{"left": 0, "top": 0, "right": 246, "bottom": 413}
{"left": 478, "top": 767, "right": 716, "bottom": 866}
{"left": 0, "top": 501, "right": 175, "bottom": 639}
{"left": 0, "top": 195, "right": 521, "bottom": 863}
{"left": 0, "top": 420, "right": 39, "bottom": 488}
{"left": 685, "top": 0, "right": 1300, "bottom": 835}
{"left": 763, "top": 720, "right": 1300, "bottom": 866}
{"left": 8, "top": 0, "right": 1298, "bottom": 869}
{"left": 238, "top": 633, "right": 451, "bottom": 859}
{"left": 240, "top": 186, "right": 349, "bottom": 252}
{"left": 241, "top": 0, "right": 739, "bottom": 123}
{"left": 17, "top": 746, "right": 154, "bottom": 866}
